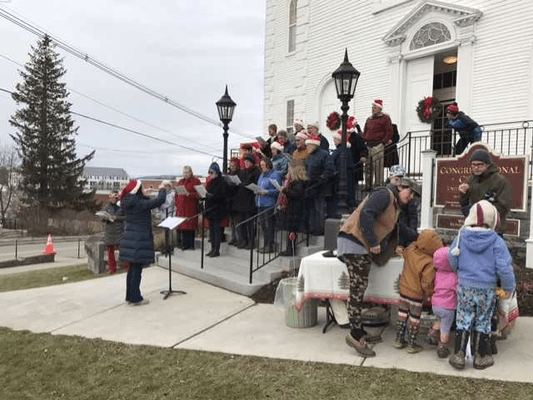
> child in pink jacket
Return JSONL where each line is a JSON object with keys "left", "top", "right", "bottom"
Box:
{"left": 427, "top": 247, "right": 458, "bottom": 358}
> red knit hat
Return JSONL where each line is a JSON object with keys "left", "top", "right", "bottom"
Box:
{"left": 120, "top": 180, "right": 142, "bottom": 200}
{"left": 372, "top": 99, "right": 383, "bottom": 109}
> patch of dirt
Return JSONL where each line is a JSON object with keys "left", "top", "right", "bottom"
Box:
{"left": 249, "top": 266, "right": 533, "bottom": 317}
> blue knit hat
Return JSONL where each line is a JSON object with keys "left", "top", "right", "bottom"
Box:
{"left": 208, "top": 162, "right": 221, "bottom": 176}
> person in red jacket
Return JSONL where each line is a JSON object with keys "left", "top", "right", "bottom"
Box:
{"left": 175, "top": 166, "right": 201, "bottom": 250}
{"left": 362, "top": 99, "right": 393, "bottom": 189}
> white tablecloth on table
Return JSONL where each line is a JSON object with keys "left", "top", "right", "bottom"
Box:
{"left": 294, "top": 251, "right": 404, "bottom": 309}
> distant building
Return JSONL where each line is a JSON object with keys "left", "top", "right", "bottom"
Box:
{"left": 83, "top": 167, "right": 130, "bottom": 194}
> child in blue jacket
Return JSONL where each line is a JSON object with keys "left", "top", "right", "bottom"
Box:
{"left": 448, "top": 200, "right": 515, "bottom": 370}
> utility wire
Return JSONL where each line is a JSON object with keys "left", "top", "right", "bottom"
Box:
{"left": 0, "top": 5, "right": 256, "bottom": 140}
{"left": 0, "top": 52, "right": 222, "bottom": 153}
{"left": 1, "top": 86, "right": 221, "bottom": 159}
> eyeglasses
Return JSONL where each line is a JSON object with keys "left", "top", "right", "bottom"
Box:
{"left": 470, "top": 162, "right": 487, "bottom": 168}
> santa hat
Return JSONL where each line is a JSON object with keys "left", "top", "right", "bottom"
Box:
{"left": 305, "top": 134, "right": 321, "bottom": 146}
{"left": 270, "top": 141, "right": 284, "bottom": 152}
{"left": 347, "top": 116, "right": 357, "bottom": 133}
{"left": 451, "top": 200, "right": 500, "bottom": 256}
{"left": 332, "top": 130, "right": 351, "bottom": 147}
{"left": 293, "top": 119, "right": 304, "bottom": 130}
{"left": 307, "top": 121, "right": 320, "bottom": 130}
{"left": 446, "top": 104, "right": 459, "bottom": 115}
{"left": 120, "top": 180, "right": 142, "bottom": 200}
{"left": 296, "top": 130, "right": 308, "bottom": 140}
{"left": 372, "top": 99, "right": 383, "bottom": 109}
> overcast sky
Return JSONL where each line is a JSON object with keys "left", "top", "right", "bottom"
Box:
{"left": 0, "top": 0, "right": 266, "bottom": 178}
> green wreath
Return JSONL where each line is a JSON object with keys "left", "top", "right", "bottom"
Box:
{"left": 416, "top": 96, "right": 442, "bottom": 124}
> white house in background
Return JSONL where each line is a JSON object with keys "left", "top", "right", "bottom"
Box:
{"left": 83, "top": 167, "right": 130, "bottom": 194}
{"left": 263, "top": 0, "right": 533, "bottom": 153}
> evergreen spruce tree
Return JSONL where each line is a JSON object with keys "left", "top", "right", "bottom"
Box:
{"left": 9, "top": 35, "right": 95, "bottom": 214}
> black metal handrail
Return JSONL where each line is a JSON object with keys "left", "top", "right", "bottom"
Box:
{"left": 236, "top": 204, "right": 309, "bottom": 284}
{"left": 396, "top": 120, "right": 533, "bottom": 179}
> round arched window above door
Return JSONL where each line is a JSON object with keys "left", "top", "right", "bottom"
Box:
{"left": 410, "top": 22, "right": 451, "bottom": 50}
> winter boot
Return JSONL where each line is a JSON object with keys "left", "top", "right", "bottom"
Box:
{"left": 346, "top": 329, "right": 376, "bottom": 358}
{"left": 449, "top": 330, "right": 469, "bottom": 370}
{"left": 437, "top": 341, "right": 450, "bottom": 358}
{"left": 406, "top": 321, "right": 423, "bottom": 354}
{"left": 394, "top": 317, "right": 408, "bottom": 349}
{"left": 473, "top": 333, "right": 495, "bottom": 370}
{"left": 490, "top": 334, "right": 498, "bottom": 355}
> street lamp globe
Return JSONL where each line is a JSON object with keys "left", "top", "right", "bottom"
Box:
{"left": 216, "top": 86, "right": 236, "bottom": 173}
{"left": 332, "top": 48, "right": 360, "bottom": 103}
{"left": 216, "top": 85, "right": 236, "bottom": 124}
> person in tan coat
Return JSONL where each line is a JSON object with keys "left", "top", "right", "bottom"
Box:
{"left": 394, "top": 229, "right": 443, "bottom": 353}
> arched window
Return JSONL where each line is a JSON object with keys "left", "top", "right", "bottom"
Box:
{"left": 288, "top": 0, "right": 297, "bottom": 52}
{"left": 410, "top": 22, "right": 451, "bottom": 50}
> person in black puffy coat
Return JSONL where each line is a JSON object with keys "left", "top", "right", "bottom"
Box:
{"left": 204, "top": 162, "right": 228, "bottom": 257}
{"left": 119, "top": 180, "right": 166, "bottom": 306}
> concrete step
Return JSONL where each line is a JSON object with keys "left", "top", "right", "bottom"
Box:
{"left": 157, "top": 253, "right": 268, "bottom": 296}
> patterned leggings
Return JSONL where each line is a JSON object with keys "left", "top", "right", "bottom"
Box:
{"left": 455, "top": 285, "right": 496, "bottom": 334}
{"left": 397, "top": 295, "right": 423, "bottom": 346}
{"left": 342, "top": 253, "right": 372, "bottom": 333}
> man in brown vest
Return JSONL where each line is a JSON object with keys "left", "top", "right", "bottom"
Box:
{"left": 337, "top": 178, "right": 420, "bottom": 357}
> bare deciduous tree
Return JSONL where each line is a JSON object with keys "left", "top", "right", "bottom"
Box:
{"left": 0, "top": 144, "right": 20, "bottom": 226}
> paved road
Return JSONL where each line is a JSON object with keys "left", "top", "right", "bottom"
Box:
{"left": 0, "top": 238, "right": 86, "bottom": 262}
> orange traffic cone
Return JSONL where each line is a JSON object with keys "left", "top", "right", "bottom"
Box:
{"left": 43, "top": 234, "right": 55, "bottom": 254}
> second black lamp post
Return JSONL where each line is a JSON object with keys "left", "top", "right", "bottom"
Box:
{"left": 216, "top": 86, "right": 236, "bottom": 173}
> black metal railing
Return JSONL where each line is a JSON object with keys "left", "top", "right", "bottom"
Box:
{"left": 235, "top": 205, "right": 309, "bottom": 284}
{"left": 396, "top": 120, "right": 533, "bottom": 179}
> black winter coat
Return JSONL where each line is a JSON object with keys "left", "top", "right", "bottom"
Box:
{"left": 232, "top": 168, "right": 260, "bottom": 213}
{"left": 305, "top": 148, "right": 334, "bottom": 197}
{"left": 331, "top": 144, "right": 354, "bottom": 193}
{"left": 119, "top": 189, "right": 166, "bottom": 266}
{"left": 349, "top": 126, "right": 368, "bottom": 182}
{"left": 205, "top": 175, "right": 228, "bottom": 220}
{"left": 283, "top": 179, "right": 307, "bottom": 232}
{"left": 103, "top": 203, "right": 124, "bottom": 245}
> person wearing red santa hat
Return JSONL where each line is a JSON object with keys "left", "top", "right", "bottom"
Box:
{"left": 362, "top": 99, "right": 393, "bottom": 190}
{"left": 119, "top": 180, "right": 166, "bottom": 306}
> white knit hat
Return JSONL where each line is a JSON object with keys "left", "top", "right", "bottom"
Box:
{"left": 451, "top": 200, "right": 500, "bottom": 256}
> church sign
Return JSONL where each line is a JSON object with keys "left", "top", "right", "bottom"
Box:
{"left": 435, "top": 143, "right": 528, "bottom": 212}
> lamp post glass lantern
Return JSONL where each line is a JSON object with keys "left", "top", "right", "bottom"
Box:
{"left": 332, "top": 49, "right": 360, "bottom": 215}
{"left": 216, "top": 85, "right": 236, "bottom": 173}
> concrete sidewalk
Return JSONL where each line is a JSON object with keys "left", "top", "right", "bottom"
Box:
{"left": 1, "top": 265, "right": 532, "bottom": 383}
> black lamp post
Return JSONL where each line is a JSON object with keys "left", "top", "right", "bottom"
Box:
{"left": 216, "top": 85, "right": 237, "bottom": 173}
{"left": 332, "top": 49, "right": 360, "bottom": 214}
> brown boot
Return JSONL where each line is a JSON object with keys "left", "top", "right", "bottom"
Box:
{"left": 345, "top": 332, "right": 376, "bottom": 358}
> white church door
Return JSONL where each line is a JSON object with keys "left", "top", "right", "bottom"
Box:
{"left": 404, "top": 55, "right": 434, "bottom": 135}
{"left": 319, "top": 80, "right": 340, "bottom": 150}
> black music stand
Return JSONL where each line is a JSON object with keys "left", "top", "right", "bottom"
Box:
{"left": 158, "top": 215, "right": 187, "bottom": 300}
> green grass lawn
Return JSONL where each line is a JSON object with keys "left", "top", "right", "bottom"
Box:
{"left": 0, "top": 263, "right": 111, "bottom": 292}
{"left": 0, "top": 328, "right": 532, "bottom": 400}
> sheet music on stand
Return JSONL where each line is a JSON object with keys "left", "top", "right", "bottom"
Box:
{"left": 194, "top": 185, "right": 207, "bottom": 198}
{"left": 175, "top": 185, "right": 188, "bottom": 195}
{"left": 225, "top": 174, "right": 241, "bottom": 185}
{"left": 95, "top": 210, "right": 113, "bottom": 221}
{"left": 158, "top": 217, "right": 186, "bottom": 230}
{"left": 270, "top": 179, "right": 282, "bottom": 191}
{"left": 245, "top": 183, "right": 263, "bottom": 195}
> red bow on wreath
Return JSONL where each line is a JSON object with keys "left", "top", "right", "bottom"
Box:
{"left": 423, "top": 97, "right": 434, "bottom": 119}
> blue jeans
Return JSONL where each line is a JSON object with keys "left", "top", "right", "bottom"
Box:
{"left": 126, "top": 263, "right": 144, "bottom": 303}
{"left": 209, "top": 218, "right": 221, "bottom": 253}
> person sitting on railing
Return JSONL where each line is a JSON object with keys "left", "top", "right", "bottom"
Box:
{"left": 232, "top": 155, "right": 260, "bottom": 250}
{"left": 278, "top": 161, "right": 308, "bottom": 256}
{"left": 305, "top": 134, "right": 335, "bottom": 236}
{"left": 270, "top": 141, "right": 288, "bottom": 181}
{"left": 175, "top": 166, "right": 201, "bottom": 251}
{"left": 445, "top": 103, "right": 482, "bottom": 155}
{"left": 361, "top": 99, "right": 393, "bottom": 190}
{"left": 204, "top": 163, "right": 228, "bottom": 258}
{"left": 256, "top": 157, "right": 282, "bottom": 253}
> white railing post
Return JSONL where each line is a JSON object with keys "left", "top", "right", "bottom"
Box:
{"left": 526, "top": 180, "right": 533, "bottom": 269}
{"left": 420, "top": 150, "right": 437, "bottom": 230}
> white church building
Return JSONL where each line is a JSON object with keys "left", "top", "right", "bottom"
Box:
{"left": 263, "top": 0, "right": 533, "bottom": 155}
